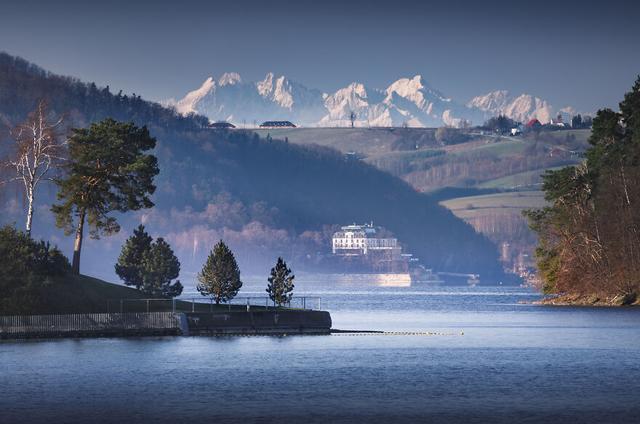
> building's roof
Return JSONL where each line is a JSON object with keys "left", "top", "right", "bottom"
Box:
{"left": 334, "top": 223, "right": 384, "bottom": 239}
{"left": 259, "top": 121, "right": 296, "bottom": 128}
{"left": 526, "top": 119, "right": 542, "bottom": 127}
{"left": 209, "top": 121, "right": 236, "bottom": 129}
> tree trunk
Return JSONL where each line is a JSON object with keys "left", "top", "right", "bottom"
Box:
{"left": 71, "top": 209, "right": 86, "bottom": 275}
{"left": 25, "top": 185, "right": 34, "bottom": 237}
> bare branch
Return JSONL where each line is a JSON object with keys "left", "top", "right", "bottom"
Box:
{"left": 1, "top": 99, "right": 67, "bottom": 234}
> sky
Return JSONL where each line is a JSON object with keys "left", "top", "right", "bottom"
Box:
{"left": 1, "top": 0, "right": 639, "bottom": 113}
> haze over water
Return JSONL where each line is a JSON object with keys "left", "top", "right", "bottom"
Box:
{"left": 3, "top": 283, "right": 640, "bottom": 424}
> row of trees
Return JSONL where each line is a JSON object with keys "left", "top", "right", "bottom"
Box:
{"left": 526, "top": 77, "right": 640, "bottom": 300}
{"left": 196, "top": 240, "right": 295, "bottom": 306}
{"left": 115, "top": 229, "right": 295, "bottom": 304}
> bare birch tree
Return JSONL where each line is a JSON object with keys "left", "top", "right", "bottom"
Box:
{"left": 0, "top": 100, "right": 66, "bottom": 235}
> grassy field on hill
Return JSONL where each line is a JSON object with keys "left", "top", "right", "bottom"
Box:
{"left": 255, "top": 127, "right": 589, "bottom": 193}
{"left": 439, "top": 191, "right": 547, "bottom": 271}
{"left": 477, "top": 166, "right": 566, "bottom": 190}
{"left": 440, "top": 191, "right": 547, "bottom": 216}
{"left": 253, "top": 127, "right": 438, "bottom": 157}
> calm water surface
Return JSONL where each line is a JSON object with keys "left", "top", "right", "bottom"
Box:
{"left": 2, "top": 283, "right": 640, "bottom": 424}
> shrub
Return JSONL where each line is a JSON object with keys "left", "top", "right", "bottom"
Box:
{"left": 0, "top": 225, "right": 70, "bottom": 313}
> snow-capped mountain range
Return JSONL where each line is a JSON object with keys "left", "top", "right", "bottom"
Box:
{"left": 167, "top": 73, "right": 576, "bottom": 128}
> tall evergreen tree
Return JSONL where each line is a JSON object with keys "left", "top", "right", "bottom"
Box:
{"left": 140, "top": 237, "right": 182, "bottom": 298}
{"left": 526, "top": 76, "right": 640, "bottom": 298}
{"left": 197, "top": 240, "right": 242, "bottom": 304}
{"left": 51, "top": 119, "right": 159, "bottom": 274}
{"left": 266, "top": 257, "right": 295, "bottom": 306}
{"left": 115, "top": 225, "right": 153, "bottom": 289}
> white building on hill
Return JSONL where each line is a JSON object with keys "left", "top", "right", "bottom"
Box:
{"left": 332, "top": 223, "right": 401, "bottom": 259}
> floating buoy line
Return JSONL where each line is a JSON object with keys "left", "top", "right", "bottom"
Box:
{"left": 331, "top": 330, "right": 464, "bottom": 336}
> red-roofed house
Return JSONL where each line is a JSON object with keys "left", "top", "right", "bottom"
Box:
{"left": 526, "top": 119, "right": 542, "bottom": 130}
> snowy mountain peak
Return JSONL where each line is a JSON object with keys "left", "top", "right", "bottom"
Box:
{"left": 321, "top": 82, "right": 373, "bottom": 123}
{"left": 387, "top": 75, "right": 424, "bottom": 95}
{"left": 175, "top": 76, "right": 215, "bottom": 115}
{"left": 257, "top": 72, "right": 275, "bottom": 96}
{"left": 335, "top": 82, "right": 369, "bottom": 99}
{"left": 386, "top": 76, "right": 429, "bottom": 109}
{"left": 469, "top": 90, "right": 556, "bottom": 123}
{"left": 467, "top": 90, "right": 511, "bottom": 111}
{"left": 219, "top": 72, "right": 242, "bottom": 86}
{"left": 172, "top": 73, "right": 573, "bottom": 127}
{"left": 255, "top": 73, "right": 295, "bottom": 109}
{"left": 272, "top": 76, "right": 294, "bottom": 109}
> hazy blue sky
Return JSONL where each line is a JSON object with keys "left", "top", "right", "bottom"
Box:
{"left": 1, "top": 0, "right": 639, "bottom": 112}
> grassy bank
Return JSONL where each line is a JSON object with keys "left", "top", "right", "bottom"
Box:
{"left": 7, "top": 274, "right": 267, "bottom": 315}
{"left": 33, "top": 274, "right": 147, "bottom": 314}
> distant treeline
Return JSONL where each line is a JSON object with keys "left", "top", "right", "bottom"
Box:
{"left": 526, "top": 77, "right": 640, "bottom": 301}
{"left": 0, "top": 52, "right": 503, "bottom": 277}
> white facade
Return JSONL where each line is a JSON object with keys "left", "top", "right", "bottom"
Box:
{"left": 332, "top": 223, "right": 400, "bottom": 257}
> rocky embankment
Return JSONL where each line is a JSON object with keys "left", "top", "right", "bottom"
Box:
{"left": 539, "top": 293, "right": 640, "bottom": 307}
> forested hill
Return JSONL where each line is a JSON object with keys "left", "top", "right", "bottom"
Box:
{"left": 0, "top": 52, "right": 503, "bottom": 283}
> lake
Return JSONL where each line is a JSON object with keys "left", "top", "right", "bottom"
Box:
{"left": 2, "top": 283, "right": 640, "bottom": 424}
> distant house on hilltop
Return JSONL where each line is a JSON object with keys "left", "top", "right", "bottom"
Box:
{"left": 208, "top": 121, "right": 236, "bottom": 129}
{"left": 259, "top": 120, "right": 296, "bottom": 128}
{"left": 549, "top": 114, "right": 567, "bottom": 128}
{"left": 526, "top": 119, "right": 542, "bottom": 130}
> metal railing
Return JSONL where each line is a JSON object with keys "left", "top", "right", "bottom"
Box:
{"left": 106, "top": 296, "right": 322, "bottom": 313}
{"left": 0, "top": 312, "right": 180, "bottom": 338}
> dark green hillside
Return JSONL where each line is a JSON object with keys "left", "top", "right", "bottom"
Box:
{"left": 0, "top": 52, "right": 503, "bottom": 279}
{"left": 36, "top": 274, "right": 149, "bottom": 314}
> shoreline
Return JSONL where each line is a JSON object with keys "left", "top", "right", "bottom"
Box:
{"left": 536, "top": 293, "right": 640, "bottom": 307}
{"left": 0, "top": 310, "right": 333, "bottom": 340}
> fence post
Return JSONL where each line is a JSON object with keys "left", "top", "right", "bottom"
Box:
{"left": 192, "top": 298, "right": 195, "bottom": 313}
{"left": 303, "top": 297, "right": 306, "bottom": 310}
{"left": 172, "top": 298, "right": 176, "bottom": 313}
{"left": 146, "top": 299, "right": 149, "bottom": 313}
{"left": 120, "top": 300, "right": 123, "bottom": 314}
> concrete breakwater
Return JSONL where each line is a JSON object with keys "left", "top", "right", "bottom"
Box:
{"left": 0, "top": 310, "right": 332, "bottom": 340}
{"left": 184, "top": 310, "right": 332, "bottom": 335}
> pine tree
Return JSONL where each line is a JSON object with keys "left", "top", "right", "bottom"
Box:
{"left": 115, "top": 225, "right": 152, "bottom": 289}
{"left": 526, "top": 76, "right": 640, "bottom": 298}
{"left": 266, "top": 257, "right": 295, "bottom": 306}
{"left": 140, "top": 237, "right": 182, "bottom": 298}
{"left": 197, "top": 240, "right": 242, "bottom": 304}
{"left": 51, "top": 119, "right": 159, "bottom": 274}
